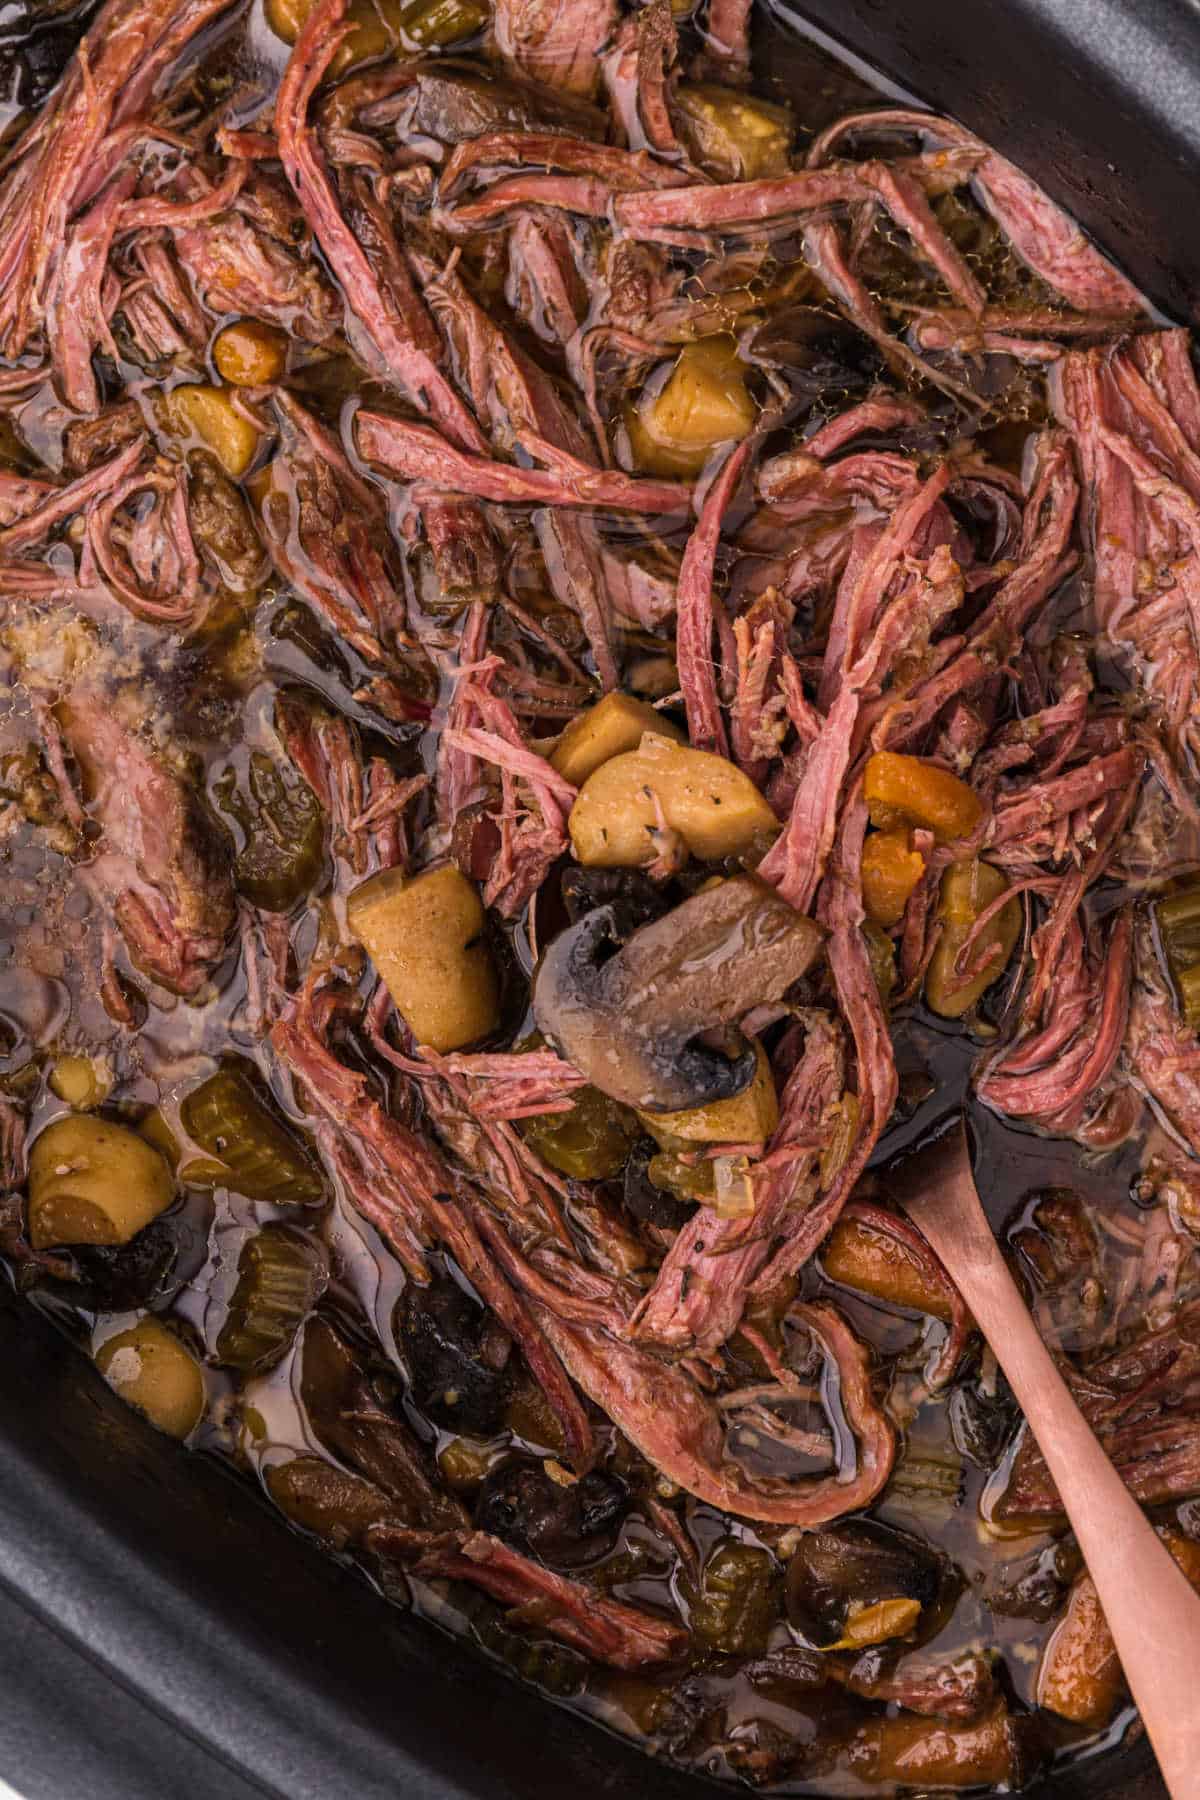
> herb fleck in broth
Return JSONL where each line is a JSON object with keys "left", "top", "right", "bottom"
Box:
{"left": 0, "top": 0, "right": 1195, "bottom": 1791}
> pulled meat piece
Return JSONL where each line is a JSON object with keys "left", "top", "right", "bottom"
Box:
{"left": 262, "top": 392, "right": 416, "bottom": 673}
{"left": 631, "top": 1008, "right": 844, "bottom": 1355}
{"left": 376, "top": 1528, "right": 686, "bottom": 1669}
{"left": 1127, "top": 918, "right": 1200, "bottom": 1158}
{"left": 835, "top": 1649, "right": 997, "bottom": 1722}
{"left": 276, "top": 0, "right": 486, "bottom": 453}
{"left": 493, "top": 0, "right": 618, "bottom": 99}
{"left": 174, "top": 172, "right": 341, "bottom": 343}
{"left": 996, "top": 1302, "right": 1200, "bottom": 1518}
{"left": 0, "top": 0, "right": 242, "bottom": 358}
{"left": 70, "top": 697, "right": 234, "bottom": 994}
{"left": 301, "top": 1315, "right": 467, "bottom": 1530}
{"left": 536, "top": 1301, "right": 896, "bottom": 1526}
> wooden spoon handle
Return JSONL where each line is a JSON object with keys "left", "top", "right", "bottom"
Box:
{"left": 932, "top": 1223, "right": 1200, "bottom": 1799}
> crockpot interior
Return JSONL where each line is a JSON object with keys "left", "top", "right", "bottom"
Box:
{"left": 0, "top": 1285, "right": 1164, "bottom": 1799}
{"left": 0, "top": 2, "right": 1191, "bottom": 1795}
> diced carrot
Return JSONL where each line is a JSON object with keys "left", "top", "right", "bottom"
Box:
{"left": 861, "top": 827, "right": 926, "bottom": 926}
{"left": 864, "top": 751, "right": 983, "bottom": 841}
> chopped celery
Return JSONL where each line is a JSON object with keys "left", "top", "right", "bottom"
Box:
{"left": 520, "top": 1085, "right": 640, "bottom": 1180}
{"left": 1157, "top": 881, "right": 1200, "bottom": 1027}
{"left": 396, "top": 0, "right": 488, "bottom": 46}
{"left": 180, "top": 1060, "right": 325, "bottom": 1206}
{"left": 215, "top": 751, "right": 325, "bottom": 914}
{"left": 217, "top": 1225, "right": 327, "bottom": 1372}
{"left": 1180, "top": 962, "right": 1200, "bottom": 1029}
{"left": 889, "top": 1455, "right": 964, "bottom": 1499}
{"left": 693, "top": 1539, "right": 778, "bottom": 1654}
{"left": 864, "top": 920, "right": 898, "bottom": 1007}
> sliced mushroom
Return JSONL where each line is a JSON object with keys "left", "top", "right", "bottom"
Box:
{"left": 785, "top": 1518, "right": 949, "bottom": 1648}
{"left": 532, "top": 875, "right": 823, "bottom": 1113}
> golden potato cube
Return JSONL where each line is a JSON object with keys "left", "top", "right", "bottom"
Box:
{"left": 1038, "top": 1532, "right": 1200, "bottom": 1726}
{"left": 1036, "top": 1573, "right": 1122, "bottom": 1726}
{"left": 550, "top": 692, "right": 682, "bottom": 788}
{"left": 213, "top": 320, "right": 288, "bottom": 387}
{"left": 163, "top": 384, "right": 260, "bottom": 479}
{"left": 265, "top": 0, "right": 406, "bottom": 69}
{"left": 638, "top": 1039, "right": 778, "bottom": 1146}
{"left": 48, "top": 1053, "right": 112, "bottom": 1111}
{"left": 569, "top": 731, "right": 777, "bottom": 867}
{"left": 925, "top": 859, "right": 1020, "bottom": 1020}
{"left": 626, "top": 339, "right": 757, "bottom": 477}
{"left": 347, "top": 863, "right": 500, "bottom": 1053}
{"left": 822, "top": 1214, "right": 954, "bottom": 1320}
{"left": 95, "top": 1317, "right": 205, "bottom": 1439}
{"left": 674, "top": 83, "right": 793, "bottom": 181}
{"left": 29, "top": 1114, "right": 175, "bottom": 1249}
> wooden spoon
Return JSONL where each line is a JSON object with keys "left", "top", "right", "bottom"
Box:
{"left": 891, "top": 1119, "right": 1200, "bottom": 1800}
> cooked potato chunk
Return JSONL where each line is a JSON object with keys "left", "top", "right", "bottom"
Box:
{"left": 862, "top": 827, "right": 926, "bottom": 927}
{"left": 822, "top": 1214, "right": 954, "bottom": 1320}
{"left": 865, "top": 751, "right": 983, "bottom": 842}
{"left": 95, "top": 1317, "right": 205, "bottom": 1439}
{"left": 213, "top": 320, "right": 288, "bottom": 387}
{"left": 49, "top": 1053, "right": 113, "bottom": 1111}
{"left": 674, "top": 83, "right": 793, "bottom": 181}
{"left": 627, "top": 339, "right": 757, "bottom": 477}
{"left": 925, "top": 860, "right": 1020, "bottom": 1019}
{"left": 569, "top": 731, "right": 777, "bottom": 867}
{"left": 29, "top": 1114, "right": 175, "bottom": 1249}
{"left": 266, "top": 0, "right": 483, "bottom": 68}
{"left": 266, "top": 1456, "right": 392, "bottom": 1544}
{"left": 848, "top": 1704, "right": 1017, "bottom": 1789}
{"left": 550, "top": 692, "right": 682, "bottom": 788}
{"left": 163, "top": 384, "right": 260, "bottom": 479}
{"left": 1038, "top": 1533, "right": 1200, "bottom": 1726}
{"left": 638, "top": 1039, "right": 778, "bottom": 1146}
{"left": 347, "top": 863, "right": 500, "bottom": 1052}
{"left": 1035, "top": 1573, "right": 1121, "bottom": 1726}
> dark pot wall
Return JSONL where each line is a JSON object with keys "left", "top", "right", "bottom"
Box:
{"left": 766, "top": 0, "right": 1200, "bottom": 327}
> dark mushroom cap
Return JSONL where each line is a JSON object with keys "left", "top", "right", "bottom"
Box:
{"left": 532, "top": 874, "right": 824, "bottom": 1112}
